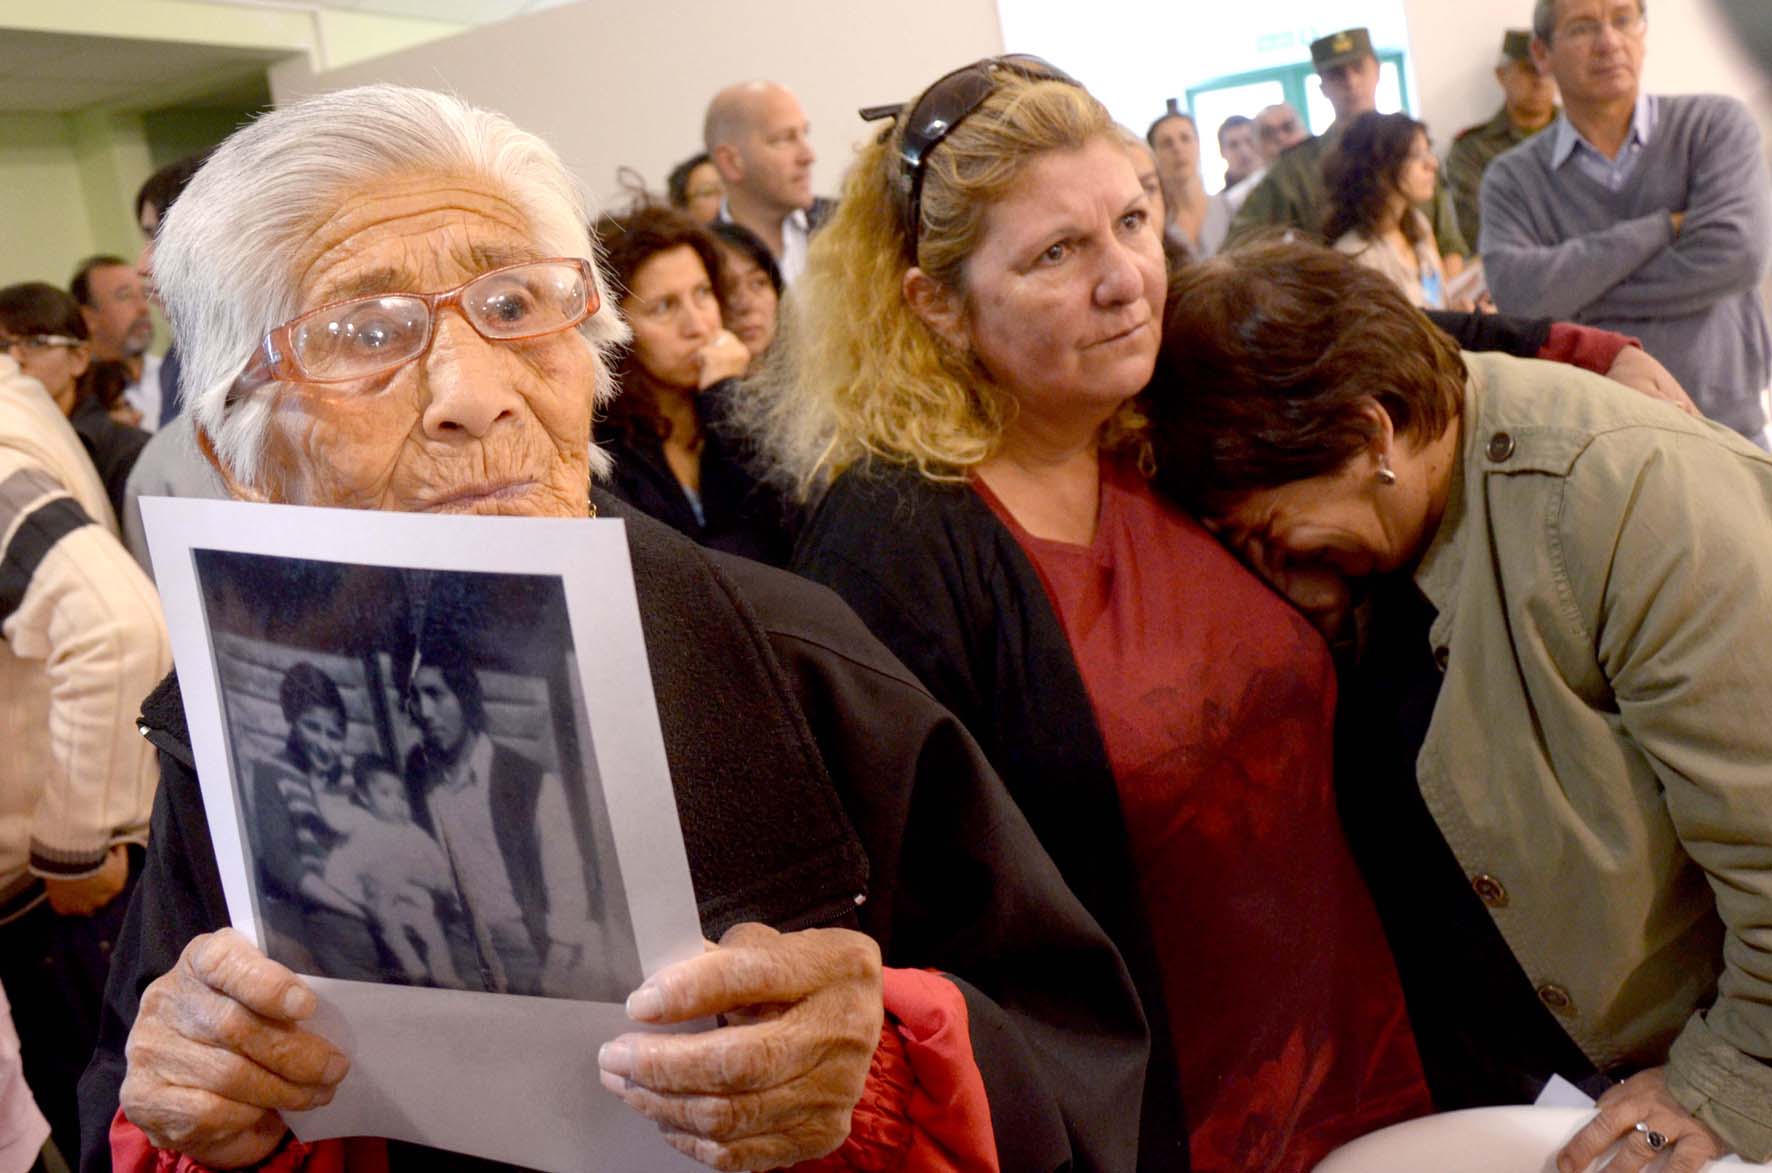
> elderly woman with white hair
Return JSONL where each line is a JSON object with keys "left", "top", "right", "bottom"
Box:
{"left": 75, "top": 85, "right": 1148, "bottom": 1173}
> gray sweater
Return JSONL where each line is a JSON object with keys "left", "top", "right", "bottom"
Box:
{"left": 1480, "top": 94, "right": 1771, "bottom": 438}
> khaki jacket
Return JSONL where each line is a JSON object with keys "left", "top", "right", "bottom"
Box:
{"left": 1414, "top": 350, "right": 1772, "bottom": 1158}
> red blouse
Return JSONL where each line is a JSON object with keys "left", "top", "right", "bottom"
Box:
{"left": 976, "top": 459, "right": 1431, "bottom": 1173}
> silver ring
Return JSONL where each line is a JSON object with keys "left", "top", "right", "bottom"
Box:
{"left": 1634, "top": 1121, "right": 1670, "bottom": 1152}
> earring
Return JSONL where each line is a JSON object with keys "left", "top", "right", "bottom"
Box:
{"left": 1376, "top": 455, "right": 1397, "bottom": 486}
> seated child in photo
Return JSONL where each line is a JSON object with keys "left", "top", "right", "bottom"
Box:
{"left": 318, "top": 756, "right": 466, "bottom": 989}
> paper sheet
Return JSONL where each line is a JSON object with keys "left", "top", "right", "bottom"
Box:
{"left": 143, "top": 498, "right": 709, "bottom": 1171}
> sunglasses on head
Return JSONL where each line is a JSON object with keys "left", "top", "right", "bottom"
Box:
{"left": 860, "top": 55, "right": 1081, "bottom": 258}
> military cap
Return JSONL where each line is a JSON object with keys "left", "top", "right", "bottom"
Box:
{"left": 1501, "top": 29, "right": 1533, "bottom": 61}
{"left": 1310, "top": 28, "right": 1374, "bottom": 71}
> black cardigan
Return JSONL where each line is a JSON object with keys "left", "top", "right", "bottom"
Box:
{"left": 78, "top": 500, "right": 1149, "bottom": 1173}
{"left": 596, "top": 379, "right": 798, "bottom": 566}
{"left": 794, "top": 468, "right": 1191, "bottom": 1171}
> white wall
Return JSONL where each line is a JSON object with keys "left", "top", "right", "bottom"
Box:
{"left": 270, "top": 0, "right": 1006, "bottom": 213}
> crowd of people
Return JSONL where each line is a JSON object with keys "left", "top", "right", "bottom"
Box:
{"left": 3, "top": 0, "right": 1771, "bottom": 1170}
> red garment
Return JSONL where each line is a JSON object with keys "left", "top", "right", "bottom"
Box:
{"left": 110, "top": 969, "right": 992, "bottom": 1173}
{"left": 1537, "top": 322, "right": 1642, "bottom": 373}
{"left": 976, "top": 460, "right": 1432, "bottom": 1173}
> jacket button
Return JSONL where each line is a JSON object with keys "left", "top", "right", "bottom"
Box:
{"left": 1433, "top": 646, "right": 1450, "bottom": 671}
{"left": 1537, "top": 983, "right": 1575, "bottom": 1015}
{"left": 1471, "top": 873, "right": 1508, "bottom": 907}
{"left": 1487, "top": 432, "right": 1516, "bottom": 461}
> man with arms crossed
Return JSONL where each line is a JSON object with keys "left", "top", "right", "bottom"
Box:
{"left": 1481, "top": 0, "right": 1772, "bottom": 444}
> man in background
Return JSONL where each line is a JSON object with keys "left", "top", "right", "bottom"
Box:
{"left": 69, "top": 256, "right": 159, "bottom": 431}
{"left": 1228, "top": 27, "right": 1467, "bottom": 264}
{"left": 1217, "top": 114, "right": 1262, "bottom": 189}
{"left": 1255, "top": 102, "right": 1309, "bottom": 164}
{"left": 1446, "top": 30, "right": 1559, "bottom": 245}
{"left": 1482, "top": 0, "right": 1771, "bottom": 443}
{"left": 1201, "top": 115, "right": 1269, "bottom": 257}
{"left": 704, "top": 81, "right": 833, "bottom": 286}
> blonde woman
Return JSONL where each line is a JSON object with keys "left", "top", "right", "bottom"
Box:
{"left": 756, "top": 59, "right": 1433, "bottom": 1170}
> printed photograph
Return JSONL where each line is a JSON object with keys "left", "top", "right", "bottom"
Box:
{"left": 194, "top": 550, "right": 642, "bottom": 1002}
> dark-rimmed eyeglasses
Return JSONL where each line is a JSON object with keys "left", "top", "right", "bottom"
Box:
{"left": 859, "top": 55, "right": 1080, "bottom": 258}
{"left": 232, "top": 258, "right": 598, "bottom": 398}
{"left": 0, "top": 333, "right": 83, "bottom": 354}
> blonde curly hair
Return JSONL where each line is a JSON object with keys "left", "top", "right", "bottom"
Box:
{"left": 745, "top": 71, "right": 1146, "bottom": 496}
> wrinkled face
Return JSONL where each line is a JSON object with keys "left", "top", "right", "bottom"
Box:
{"left": 3, "top": 335, "right": 87, "bottom": 410}
{"left": 1537, "top": 0, "right": 1645, "bottom": 106}
{"left": 1318, "top": 54, "right": 1381, "bottom": 122}
{"left": 252, "top": 173, "right": 602, "bottom": 515}
{"left": 409, "top": 667, "right": 468, "bottom": 758}
{"left": 82, "top": 264, "right": 154, "bottom": 359}
{"left": 624, "top": 245, "right": 722, "bottom": 391}
{"left": 717, "top": 245, "right": 778, "bottom": 360}
{"left": 1397, "top": 131, "right": 1439, "bottom": 206}
{"left": 734, "top": 89, "right": 815, "bottom": 213}
{"left": 959, "top": 138, "right": 1166, "bottom": 437}
{"left": 292, "top": 705, "right": 346, "bottom": 776}
{"left": 683, "top": 162, "right": 725, "bottom": 224}
{"left": 1207, "top": 439, "right": 1433, "bottom": 638}
{"left": 364, "top": 771, "right": 412, "bottom": 821}
{"left": 1125, "top": 142, "right": 1167, "bottom": 233}
{"left": 1498, "top": 58, "right": 1559, "bottom": 116}
{"left": 1219, "top": 124, "right": 1262, "bottom": 180}
{"left": 1256, "top": 104, "right": 1309, "bottom": 162}
{"left": 1150, "top": 116, "right": 1199, "bottom": 186}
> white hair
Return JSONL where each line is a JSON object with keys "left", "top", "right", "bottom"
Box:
{"left": 155, "top": 83, "right": 629, "bottom": 488}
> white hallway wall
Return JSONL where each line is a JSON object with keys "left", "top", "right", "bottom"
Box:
{"left": 270, "top": 0, "right": 1007, "bottom": 213}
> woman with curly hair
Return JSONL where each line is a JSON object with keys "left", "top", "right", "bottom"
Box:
{"left": 1323, "top": 112, "right": 1473, "bottom": 311}
{"left": 753, "top": 57, "right": 1435, "bottom": 1170}
{"left": 593, "top": 204, "right": 796, "bottom": 564}
{"left": 1325, "top": 110, "right": 1474, "bottom": 310}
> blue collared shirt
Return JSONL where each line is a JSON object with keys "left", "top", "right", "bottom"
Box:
{"left": 1551, "top": 92, "right": 1658, "bottom": 191}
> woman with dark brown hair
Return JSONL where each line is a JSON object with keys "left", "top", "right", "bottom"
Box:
{"left": 1149, "top": 240, "right": 1772, "bottom": 1171}
{"left": 0, "top": 282, "right": 148, "bottom": 517}
{"left": 1322, "top": 112, "right": 1472, "bottom": 311}
{"left": 593, "top": 205, "right": 796, "bottom": 564}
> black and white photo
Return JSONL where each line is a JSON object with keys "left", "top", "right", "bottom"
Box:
{"left": 196, "top": 550, "right": 642, "bottom": 1002}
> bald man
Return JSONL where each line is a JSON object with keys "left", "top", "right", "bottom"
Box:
{"left": 703, "top": 81, "right": 834, "bottom": 284}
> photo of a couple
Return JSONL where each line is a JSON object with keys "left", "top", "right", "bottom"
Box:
{"left": 195, "top": 551, "right": 642, "bottom": 1003}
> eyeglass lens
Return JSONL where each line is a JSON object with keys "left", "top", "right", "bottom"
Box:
{"left": 287, "top": 261, "right": 589, "bottom": 381}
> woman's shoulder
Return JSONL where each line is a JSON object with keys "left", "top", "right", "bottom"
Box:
{"left": 1332, "top": 228, "right": 1374, "bottom": 256}
{"left": 802, "top": 461, "right": 1012, "bottom": 572}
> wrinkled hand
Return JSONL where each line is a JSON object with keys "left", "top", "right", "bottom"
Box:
{"left": 1605, "top": 346, "right": 1702, "bottom": 417}
{"left": 1556, "top": 1068, "right": 1726, "bottom": 1173}
{"left": 598, "top": 922, "right": 884, "bottom": 1171}
{"left": 44, "top": 844, "right": 130, "bottom": 916}
{"left": 120, "top": 928, "right": 349, "bottom": 1168}
{"left": 695, "top": 330, "right": 751, "bottom": 389}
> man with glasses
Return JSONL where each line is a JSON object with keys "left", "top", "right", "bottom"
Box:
{"left": 1226, "top": 27, "right": 1469, "bottom": 265}
{"left": 1444, "top": 30, "right": 1559, "bottom": 246}
{"left": 1481, "top": 0, "right": 1772, "bottom": 445}
{"left": 70, "top": 255, "right": 160, "bottom": 431}
{"left": 1254, "top": 102, "right": 1308, "bottom": 165}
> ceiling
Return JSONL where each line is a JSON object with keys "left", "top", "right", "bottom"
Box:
{"left": 0, "top": 28, "right": 288, "bottom": 114}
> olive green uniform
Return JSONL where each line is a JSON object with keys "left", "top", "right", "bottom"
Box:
{"left": 1226, "top": 125, "right": 1469, "bottom": 257}
{"left": 1445, "top": 105, "right": 1553, "bottom": 247}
